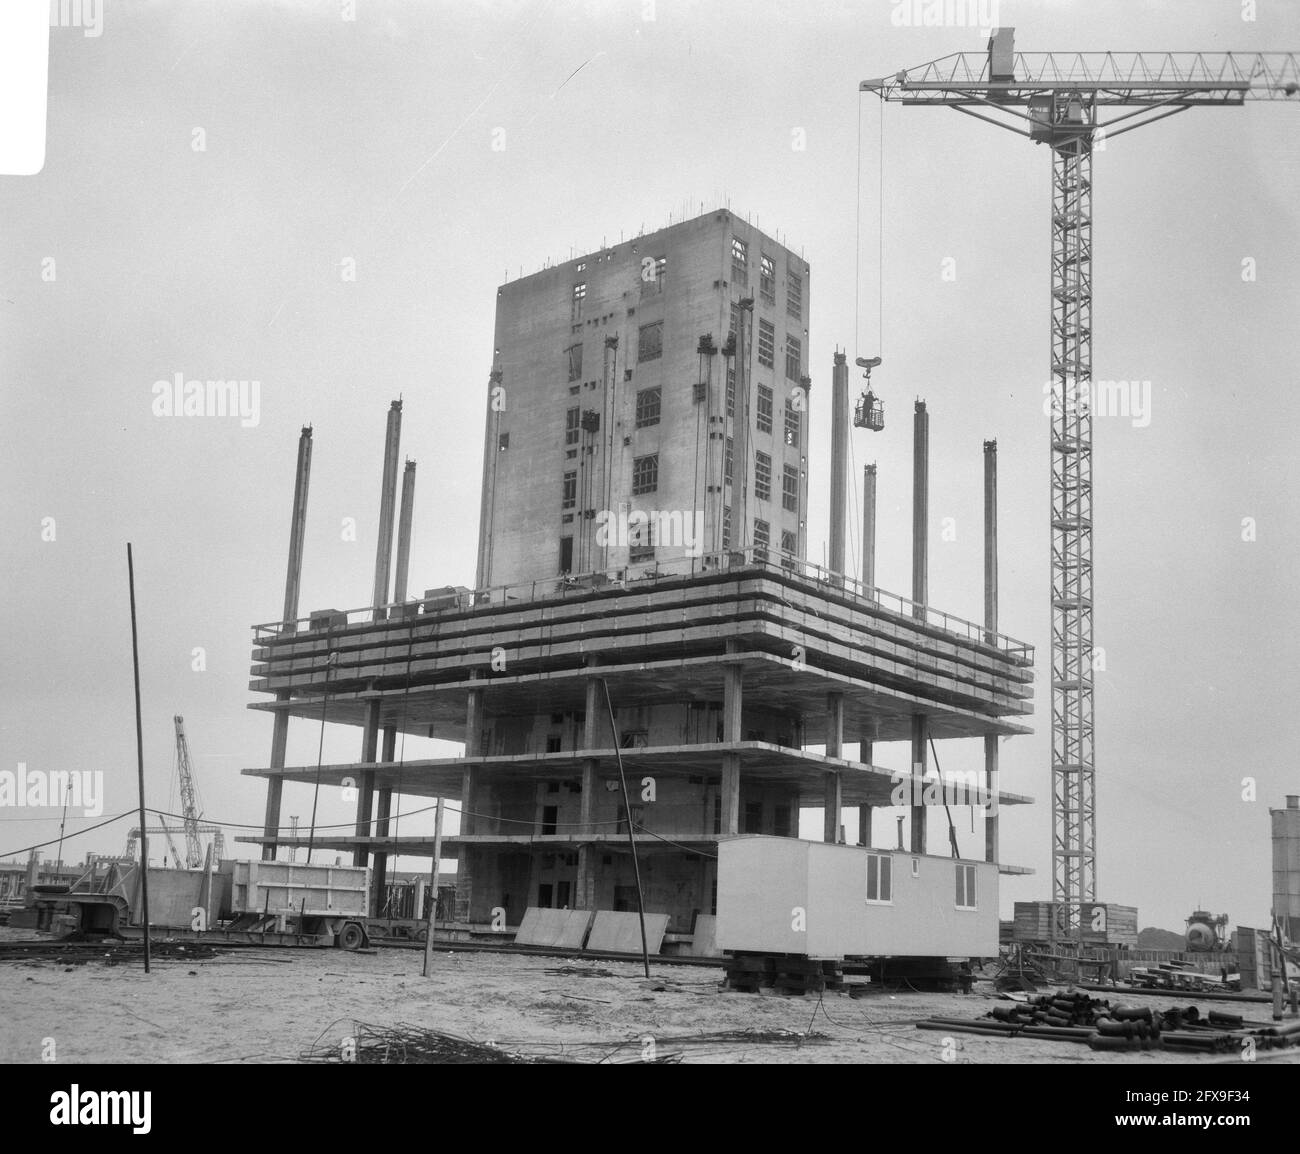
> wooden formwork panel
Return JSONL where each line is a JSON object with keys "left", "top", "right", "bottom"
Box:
{"left": 514, "top": 907, "right": 594, "bottom": 949}
{"left": 586, "top": 910, "right": 670, "bottom": 954}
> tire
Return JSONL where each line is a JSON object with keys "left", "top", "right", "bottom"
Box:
{"left": 338, "top": 922, "right": 365, "bottom": 951}
{"left": 415, "top": 929, "right": 428, "bottom": 943}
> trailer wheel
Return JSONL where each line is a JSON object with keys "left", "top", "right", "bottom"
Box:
{"left": 415, "top": 928, "right": 428, "bottom": 943}
{"left": 338, "top": 922, "right": 365, "bottom": 951}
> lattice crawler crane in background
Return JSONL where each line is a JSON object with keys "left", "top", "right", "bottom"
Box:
{"left": 173, "top": 715, "right": 224, "bottom": 866}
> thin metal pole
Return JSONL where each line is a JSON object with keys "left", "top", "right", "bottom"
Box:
{"left": 912, "top": 399, "right": 928, "bottom": 615}
{"left": 54, "top": 782, "right": 70, "bottom": 877}
{"left": 984, "top": 440, "right": 1000, "bottom": 866}
{"left": 601, "top": 678, "right": 650, "bottom": 979}
{"left": 127, "top": 543, "right": 152, "bottom": 974}
{"left": 862, "top": 462, "right": 877, "bottom": 594}
{"left": 421, "top": 796, "right": 445, "bottom": 978}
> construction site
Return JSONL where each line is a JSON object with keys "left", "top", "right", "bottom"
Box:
{"left": 3, "top": 10, "right": 1299, "bottom": 1087}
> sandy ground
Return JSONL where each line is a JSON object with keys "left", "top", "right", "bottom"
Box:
{"left": 1, "top": 928, "right": 1294, "bottom": 1065}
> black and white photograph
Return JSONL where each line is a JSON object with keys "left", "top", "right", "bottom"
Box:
{"left": 1, "top": 0, "right": 1298, "bottom": 1121}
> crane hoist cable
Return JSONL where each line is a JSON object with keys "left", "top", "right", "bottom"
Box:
{"left": 854, "top": 91, "right": 887, "bottom": 359}
{"left": 879, "top": 95, "right": 885, "bottom": 360}
{"left": 855, "top": 91, "right": 862, "bottom": 356}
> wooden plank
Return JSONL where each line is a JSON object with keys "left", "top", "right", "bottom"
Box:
{"left": 586, "top": 910, "right": 669, "bottom": 954}
{"left": 689, "top": 914, "right": 721, "bottom": 958}
{"left": 514, "top": 907, "right": 594, "bottom": 949}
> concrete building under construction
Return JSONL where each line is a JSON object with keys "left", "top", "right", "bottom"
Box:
{"left": 244, "top": 209, "right": 1034, "bottom": 953}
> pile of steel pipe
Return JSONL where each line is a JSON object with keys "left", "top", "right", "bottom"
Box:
{"left": 919, "top": 989, "right": 1300, "bottom": 1054}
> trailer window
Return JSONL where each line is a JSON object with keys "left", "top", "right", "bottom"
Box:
{"left": 865, "top": 853, "right": 892, "bottom": 904}
{"left": 955, "top": 864, "right": 977, "bottom": 910}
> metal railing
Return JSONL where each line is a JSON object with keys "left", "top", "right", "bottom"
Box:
{"left": 253, "top": 547, "right": 1034, "bottom": 660}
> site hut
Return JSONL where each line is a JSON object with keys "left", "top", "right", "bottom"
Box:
{"left": 243, "top": 208, "right": 1035, "bottom": 961}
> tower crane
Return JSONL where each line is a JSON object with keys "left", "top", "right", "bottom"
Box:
{"left": 862, "top": 29, "right": 1299, "bottom": 941}
{"left": 173, "top": 715, "right": 205, "bottom": 868}
{"left": 121, "top": 717, "right": 226, "bottom": 866}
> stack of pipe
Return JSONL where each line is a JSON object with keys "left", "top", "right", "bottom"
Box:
{"left": 917, "top": 993, "right": 1300, "bottom": 1052}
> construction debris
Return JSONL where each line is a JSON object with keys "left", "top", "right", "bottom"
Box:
{"left": 1127, "top": 961, "right": 1238, "bottom": 993}
{"left": 0, "top": 939, "right": 221, "bottom": 964}
{"left": 299, "top": 1021, "right": 825, "bottom": 1064}
{"left": 301, "top": 1022, "right": 576, "bottom": 1064}
{"left": 914, "top": 990, "right": 1300, "bottom": 1054}
{"left": 541, "top": 966, "right": 617, "bottom": 979}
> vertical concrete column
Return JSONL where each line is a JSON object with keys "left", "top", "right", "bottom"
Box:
{"left": 462, "top": 682, "right": 484, "bottom": 836}
{"left": 370, "top": 728, "right": 397, "bottom": 916}
{"left": 458, "top": 680, "right": 483, "bottom": 920}
{"left": 353, "top": 701, "right": 380, "bottom": 868}
{"left": 263, "top": 720, "right": 288, "bottom": 862}
{"left": 911, "top": 715, "right": 927, "bottom": 855}
{"left": 282, "top": 426, "right": 313, "bottom": 625}
{"left": 858, "top": 458, "right": 877, "bottom": 848}
{"left": 984, "top": 439, "right": 1000, "bottom": 864}
{"left": 576, "top": 659, "right": 602, "bottom": 910}
{"left": 912, "top": 400, "right": 929, "bottom": 616}
{"left": 824, "top": 692, "right": 844, "bottom": 843}
{"left": 910, "top": 400, "right": 929, "bottom": 857}
{"left": 393, "top": 460, "right": 417, "bottom": 604}
{"left": 264, "top": 425, "right": 313, "bottom": 860}
{"left": 372, "top": 400, "right": 403, "bottom": 618}
{"left": 829, "top": 352, "right": 849, "bottom": 581}
{"left": 863, "top": 463, "right": 877, "bottom": 595}
{"left": 374, "top": 460, "right": 416, "bottom": 908}
{"left": 858, "top": 730, "right": 873, "bottom": 847}
{"left": 356, "top": 402, "right": 402, "bottom": 872}
{"left": 720, "top": 643, "right": 743, "bottom": 835}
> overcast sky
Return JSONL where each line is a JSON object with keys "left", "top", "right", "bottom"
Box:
{"left": 2, "top": 0, "right": 1297, "bottom": 931}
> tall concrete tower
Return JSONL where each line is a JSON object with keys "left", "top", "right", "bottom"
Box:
{"left": 477, "top": 210, "right": 810, "bottom": 590}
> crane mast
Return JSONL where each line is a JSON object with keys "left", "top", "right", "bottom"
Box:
{"left": 862, "top": 30, "right": 1298, "bottom": 941}
{"left": 174, "top": 715, "right": 204, "bottom": 869}
{"left": 121, "top": 716, "right": 225, "bottom": 867}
